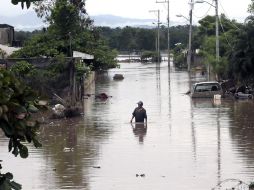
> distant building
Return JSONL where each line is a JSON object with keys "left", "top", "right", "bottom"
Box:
{"left": 0, "top": 24, "right": 14, "bottom": 46}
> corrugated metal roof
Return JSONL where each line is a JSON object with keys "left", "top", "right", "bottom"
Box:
{"left": 73, "top": 51, "right": 94, "bottom": 60}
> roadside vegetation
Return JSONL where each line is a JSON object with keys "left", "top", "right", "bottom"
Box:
{"left": 0, "top": 68, "right": 47, "bottom": 189}
{"left": 192, "top": 4, "right": 254, "bottom": 85}
{"left": 12, "top": 0, "right": 118, "bottom": 70}
{"left": 2, "top": 0, "right": 254, "bottom": 189}
{"left": 11, "top": 1, "right": 254, "bottom": 85}
{"left": 1, "top": 0, "right": 118, "bottom": 189}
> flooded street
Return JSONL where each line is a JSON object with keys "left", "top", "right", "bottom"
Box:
{"left": 1, "top": 61, "right": 254, "bottom": 189}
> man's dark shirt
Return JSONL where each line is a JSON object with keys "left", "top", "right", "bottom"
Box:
{"left": 132, "top": 107, "right": 147, "bottom": 122}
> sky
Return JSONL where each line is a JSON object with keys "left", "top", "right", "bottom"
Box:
{"left": 0, "top": 0, "right": 251, "bottom": 24}
{"left": 85, "top": 0, "right": 251, "bottom": 24}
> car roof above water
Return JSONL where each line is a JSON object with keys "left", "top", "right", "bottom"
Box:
{"left": 194, "top": 81, "right": 220, "bottom": 85}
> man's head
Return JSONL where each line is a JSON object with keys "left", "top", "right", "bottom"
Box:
{"left": 137, "top": 101, "right": 143, "bottom": 107}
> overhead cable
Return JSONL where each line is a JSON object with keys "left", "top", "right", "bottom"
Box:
{"left": 218, "top": 16, "right": 234, "bottom": 50}
{"left": 218, "top": 0, "right": 241, "bottom": 30}
{"left": 193, "top": 4, "right": 213, "bottom": 19}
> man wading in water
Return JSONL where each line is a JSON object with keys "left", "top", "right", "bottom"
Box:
{"left": 130, "top": 101, "right": 147, "bottom": 123}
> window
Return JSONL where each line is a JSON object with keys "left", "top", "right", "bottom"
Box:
{"left": 194, "top": 83, "right": 220, "bottom": 92}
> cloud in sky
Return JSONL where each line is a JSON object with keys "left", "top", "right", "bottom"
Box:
{"left": 0, "top": 0, "right": 251, "bottom": 24}
{"left": 0, "top": 1, "right": 33, "bottom": 17}
{"left": 86, "top": 0, "right": 250, "bottom": 23}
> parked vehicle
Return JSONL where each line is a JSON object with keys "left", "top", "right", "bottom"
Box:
{"left": 234, "top": 92, "right": 253, "bottom": 99}
{"left": 191, "top": 82, "right": 223, "bottom": 98}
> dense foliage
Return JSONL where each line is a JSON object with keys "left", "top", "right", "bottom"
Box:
{"left": 224, "top": 0, "right": 254, "bottom": 83}
{"left": 227, "top": 17, "right": 254, "bottom": 83}
{"left": 14, "top": 30, "right": 43, "bottom": 46}
{"left": 15, "top": 24, "right": 192, "bottom": 56}
{"left": 194, "top": 10, "right": 254, "bottom": 83}
{"left": 11, "top": 0, "right": 39, "bottom": 9}
{"left": 0, "top": 68, "right": 46, "bottom": 189}
{"left": 96, "top": 25, "right": 193, "bottom": 52}
{"left": 191, "top": 14, "right": 243, "bottom": 79}
{"left": 12, "top": 0, "right": 118, "bottom": 70}
{"left": 140, "top": 51, "right": 160, "bottom": 62}
{"left": 11, "top": 0, "right": 254, "bottom": 83}
{"left": 172, "top": 43, "right": 186, "bottom": 68}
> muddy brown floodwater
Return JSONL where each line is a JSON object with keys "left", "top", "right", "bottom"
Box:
{"left": 1, "top": 61, "right": 254, "bottom": 190}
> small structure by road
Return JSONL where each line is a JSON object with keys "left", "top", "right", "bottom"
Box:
{"left": 0, "top": 24, "right": 14, "bottom": 45}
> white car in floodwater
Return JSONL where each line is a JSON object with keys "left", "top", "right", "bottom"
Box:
{"left": 191, "top": 81, "right": 223, "bottom": 98}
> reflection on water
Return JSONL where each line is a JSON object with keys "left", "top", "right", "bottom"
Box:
{"left": 131, "top": 123, "right": 147, "bottom": 144}
{"left": 1, "top": 61, "right": 254, "bottom": 189}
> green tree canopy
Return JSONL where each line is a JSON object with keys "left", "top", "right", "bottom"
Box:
{"left": 11, "top": 0, "right": 40, "bottom": 9}
{"left": 248, "top": 0, "right": 254, "bottom": 14}
{"left": 228, "top": 17, "right": 254, "bottom": 82}
{"left": 12, "top": 0, "right": 118, "bottom": 70}
{"left": 193, "top": 14, "right": 242, "bottom": 79}
{"left": 0, "top": 68, "right": 46, "bottom": 189}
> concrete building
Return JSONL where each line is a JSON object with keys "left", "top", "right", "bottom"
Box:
{"left": 0, "top": 24, "right": 14, "bottom": 46}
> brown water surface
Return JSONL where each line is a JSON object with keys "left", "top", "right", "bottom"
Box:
{"left": 1, "top": 61, "right": 254, "bottom": 189}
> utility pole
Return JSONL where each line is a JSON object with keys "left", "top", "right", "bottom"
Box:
{"left": 176, "top": 11, "right": 192, "bottom": 72}
{"left": 156, "top": 0, "right": 170, "bottom": 67}
{"left": 187, "top": 0, "right": 193, "bottom": 72}
{"left": 157, "top": 10, "right": 160, "bottom": 63}
{"left": 155, "top": 38, "right": 158, "bottom": 53}
{"left": 196, "top": 0, "right": 220, "bottom": 79}
{"left": 149, "top": 10, "right": 161, "bottom": 63}
{"left": 177, "top": 0, "right": 197, "bottom": 72}
{"left": 167, "top": 0, "right": 170, "bottom": 66}
{"left": 215, "top": 0, "right": 219, "bottom": 63}
{"left": 69, "top": 32, "right": 72, "bottom": 57}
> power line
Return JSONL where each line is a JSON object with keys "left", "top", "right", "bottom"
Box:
{"left": 193, "top": 4, "right": 213, "bottom": 19}
{"left": 218, "top": 16, "right": 235, "bottom": 50}
{"left": 218, "top": 0, "right": 241, "bottom": 30}
{"left": 156, "top": 0, "right": 170, "bottom": 66}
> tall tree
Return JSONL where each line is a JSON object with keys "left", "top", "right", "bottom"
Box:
{"left": 0, "top": 68, "right": 46, "bottom": 189}
{"left": 11, "top": 0, "right": 39, "bottom": 9}
{"left": 248, "top": 0, "right": 254, "bottom": 14}
{"left": 12, "top": 0, "right": 117, "bottom": 69}
{"left": 194, "top": 14, "right": 242, "bottom": 79}
{"left": 228, "top": 17, "right": 254, "bottom": 82}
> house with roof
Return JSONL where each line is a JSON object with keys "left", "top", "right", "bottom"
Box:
{"left": 0, "top": 24, "right": 21, "bottom": 58}
{"left": 0, "top": 24, "right": 14, "bottom": 46}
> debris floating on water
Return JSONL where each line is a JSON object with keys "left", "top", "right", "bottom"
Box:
{"left": 136, "top": 173, "right": 145, "bottom": 177}
{"left": 113, "top": 74, "right": 124, "bottom": 80}
{"left": 63, "top": 147, "right": 74, "bottom": 152}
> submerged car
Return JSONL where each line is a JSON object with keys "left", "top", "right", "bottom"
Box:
{"left": 191, "top": 81, "right": 223, "bottom": 98}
